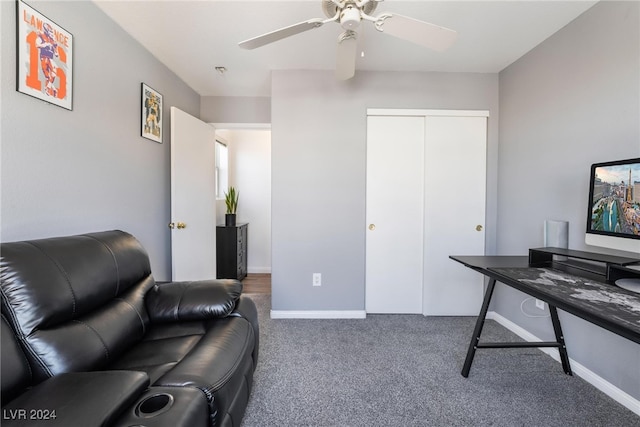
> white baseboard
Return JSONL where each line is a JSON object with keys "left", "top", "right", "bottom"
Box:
{"left": 487, "top": 311, "right": 640, "bottom": 416}
{"left": 247, "top": 267, "right": 271, "bottom": 274}
{"left": 270, "top": 310, "right": 366, "bottom": 319}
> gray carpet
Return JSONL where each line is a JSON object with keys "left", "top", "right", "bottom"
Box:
{"left": 241, "top": 294, "right": 639, "bottom": 426}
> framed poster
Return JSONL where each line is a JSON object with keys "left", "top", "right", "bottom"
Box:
{"left": 141, "top": 83, "right": 163, "bottom": 143}
{"left": 17, "top": 0, "right": 73, "bottom": 110}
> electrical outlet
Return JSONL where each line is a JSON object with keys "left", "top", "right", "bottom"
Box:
{"left": 312, "top": 273, "right": 322, "bottom": 287}
{"left": 535, "top": 299, "right": 545, "bottom": 310}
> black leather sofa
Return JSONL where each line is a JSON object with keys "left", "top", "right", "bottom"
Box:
{"left": 0, "top": 230, "right": 259, "bottom": 427}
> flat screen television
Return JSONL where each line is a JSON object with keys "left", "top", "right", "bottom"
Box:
{"left": 585, "top": 157, "right": 640, "bottom": 255}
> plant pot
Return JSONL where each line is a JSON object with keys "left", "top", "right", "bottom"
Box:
{"left": 225, "top": 214, "right": 236, "bottom": 227}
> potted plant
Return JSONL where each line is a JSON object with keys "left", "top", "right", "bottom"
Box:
{"left": 225, "top": 186, "right": 239, "bottom": 226}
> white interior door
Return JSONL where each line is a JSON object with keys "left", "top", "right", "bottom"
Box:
{"left": 423, "top": 115, "right": 487, "bottom": 315}
{"left": 366, "top": 116, "right": 425, "bottom": 314}
{"left": 170, "top": 107, "right": 217, "bottom": 281}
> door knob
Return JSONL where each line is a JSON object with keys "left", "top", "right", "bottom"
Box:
{"left": 168, "top": 222, "right": 175, "bottom": 229}
{"left": 177, "top": 222, "right": 187, "bottom": 229}
{"left": 476, "top": 225, "right": 483, "bottom": 231}
{"left": 369, "top": 224, "right": 376, "bottom": 231}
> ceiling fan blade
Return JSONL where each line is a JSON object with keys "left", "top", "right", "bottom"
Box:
{"left": 336, "top": 31, "right": 358, "bottom": 80}
{"left": 239, "top": 18, "right": 325, "bottom": 50}
{"left": 377, "top": 14, "right": 457, "bottom": 52}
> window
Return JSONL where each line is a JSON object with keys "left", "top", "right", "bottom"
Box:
{"left": 215, "top": 140, "right": 228, "bottom": 199}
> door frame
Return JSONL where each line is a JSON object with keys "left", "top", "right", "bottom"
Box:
{"left": 367, "top": 109, "right": 489, "bottom": 117}
{"left": 212, "top": 123, "right": 273, "bottom": 276}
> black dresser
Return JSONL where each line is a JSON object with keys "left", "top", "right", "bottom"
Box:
{"left": 216, "top": 223, "right": 248, "bottom": 280}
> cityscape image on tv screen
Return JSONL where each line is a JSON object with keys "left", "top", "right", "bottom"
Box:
{"left": 590, "top": 161, "right": 640, "bottom": 239}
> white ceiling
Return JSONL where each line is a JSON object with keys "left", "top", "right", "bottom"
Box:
{"left": 94, "top": 0, "right": 598, "bottom": 97}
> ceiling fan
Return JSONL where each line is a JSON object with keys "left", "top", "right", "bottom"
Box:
{"left": 238, "top": 0, "right": 457, "bottom": 80}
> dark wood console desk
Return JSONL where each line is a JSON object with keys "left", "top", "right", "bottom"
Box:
{"left": 216, "top": 223, "right": 248, "bottom": 280}
{"left": 450, "top": 248, "right": 640, "bottom": 378}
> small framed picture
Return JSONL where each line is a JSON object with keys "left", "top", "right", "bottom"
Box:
{"left": 17, "top": 0, "right": 73, "bottom": 110}
{"left": 141, "top": 83, "right": 163, "bottom": 143}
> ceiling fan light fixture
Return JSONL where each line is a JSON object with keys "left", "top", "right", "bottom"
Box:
{"left": 322, "top": 0, "right": 377, "bottom": 19}
{"left": 340, "top": 5, "right": 361, "bottom": 30}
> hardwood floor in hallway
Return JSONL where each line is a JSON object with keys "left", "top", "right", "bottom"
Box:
{"left": 242, "top": 273, "right": 271, "bottom": 294}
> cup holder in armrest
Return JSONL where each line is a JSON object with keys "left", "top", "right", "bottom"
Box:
{"left": 134, "top": 393, "right": 174, "bottom": 418}
{"left": 114, "top": 387, "right": 208, "bottom": 427}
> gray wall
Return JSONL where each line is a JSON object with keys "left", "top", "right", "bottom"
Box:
{"left": 1, "top": 1, "right": 200, "bottom": 280}
{"left": 497, "top": 1, "right": 639, "bottom": 400}
{"left": 270, "top": 70, "right": 499, "bottom": 311}
{"left": 201, "top": 96, "right": 271, "bottom": 124}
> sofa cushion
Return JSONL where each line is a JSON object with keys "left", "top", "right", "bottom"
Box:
{"left": 109, "top": 316, "right": 256, "bottom": 424}
{"left": 111, "top": 317, "right": 253, "bottom": 387}
{"left": 108, "top": 322, "right": 206, "bottom": 383}
{"left": 21, "top": 279, "right": 152, "bottom": 380}
{"left": 1, "top": 231, "right": 154, "bottom": 381}
{"left": 1, "top": 316, "right": 32, "bottom": 404}
{"left": 1, "top": 231, "right": 151, "bottom": 334}
{"left": 154, "top": 318, "right": 254, "bottom": 392}
{"left": 146, "top": 279, "right": 242, "bottom": 323}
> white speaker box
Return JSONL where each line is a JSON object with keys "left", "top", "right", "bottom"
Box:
{"left": 544, "top": 220, "right": 569, "bottom": 248}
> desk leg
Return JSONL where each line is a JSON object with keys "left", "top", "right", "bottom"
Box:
{"left": 549, "top": 305, "right": 572, "bottom": 375}
{"left": 461, "top": 278, "right": 497, "bottom": 378}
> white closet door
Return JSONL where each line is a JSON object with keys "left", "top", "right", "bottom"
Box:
{"left": 423, "top": 116, "right": 487, "bottom": 315}
{"left": 366, "top": 116, "right": 425, "bottom": 314}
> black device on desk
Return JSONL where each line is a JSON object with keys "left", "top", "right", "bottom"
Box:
{"left": 450, "top": 247, "right": 640, "bottom": 378}
{"left": 613, "top": 265, "right": 640, "bottom": 293}
{"left": 584, "top": 157, "right": 640, "bottom": 254}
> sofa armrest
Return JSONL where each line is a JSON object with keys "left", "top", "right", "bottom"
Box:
{"left": 146, "top": 280, "right": 242, "bottom": 323}
{"left": 229, "top": 294, "right": 260, "bottom": 368}
{"left": 1, "top": 370, "right": 149, "bottom": 426}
